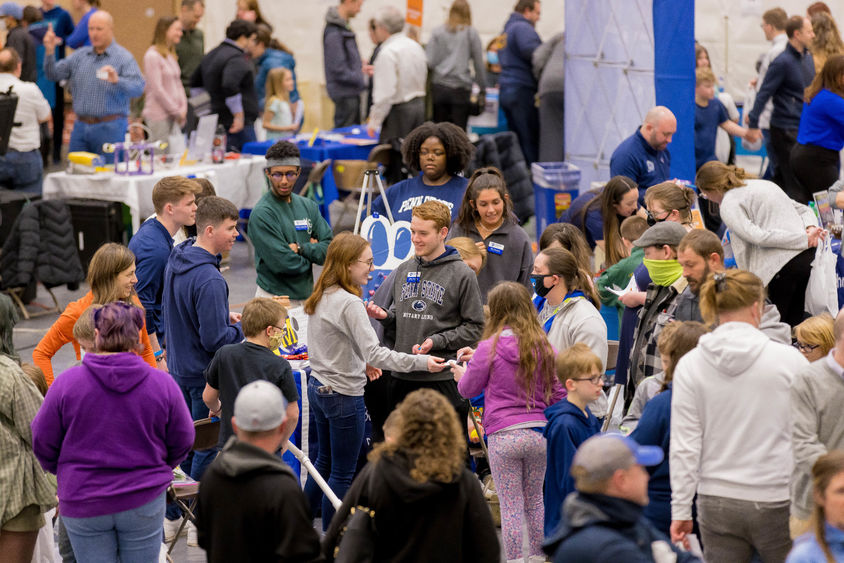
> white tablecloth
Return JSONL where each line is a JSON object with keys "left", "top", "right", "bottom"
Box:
{"left": 42, "top": 156, "right": 268, "bottom": 233}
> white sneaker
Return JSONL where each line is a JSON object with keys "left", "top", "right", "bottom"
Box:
{"left": 163, "top": 518, "right": 185, "bottom": 543}
{"left": 186, "top": 521, "right": 199, "bottom": 547}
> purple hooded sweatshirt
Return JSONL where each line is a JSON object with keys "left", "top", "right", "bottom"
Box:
{"left": 31, "top": 352, "right": 195, "bottom": 518}
{"left": 457, "top": 329, "right": 565, "bottom": 435}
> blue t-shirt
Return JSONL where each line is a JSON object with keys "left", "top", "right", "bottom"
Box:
{"left": 797, "top": 88, "right": 844, "bottom": 152}
{"left": 561, "top": 191, "right": 602, "bottom": 249}
{"left": 609, "top": 130, "right": 671, "bottom": 206}
{"left": 370, "top": 173, "right": 468, "bottom": 223}
{"left": 694, "top": 98, "right": 729, "bottom": 170}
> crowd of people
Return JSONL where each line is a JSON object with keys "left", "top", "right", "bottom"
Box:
{"left": 4, "top": 1, "right": 844, "bottom": 563}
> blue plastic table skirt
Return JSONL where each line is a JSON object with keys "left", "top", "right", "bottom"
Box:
{"left": 242, "top": 126, "right": 377, "bottom": 223}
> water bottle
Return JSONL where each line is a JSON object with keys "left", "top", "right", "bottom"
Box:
{"left": 212, "top": 124, "right": 226, "bottom": 164}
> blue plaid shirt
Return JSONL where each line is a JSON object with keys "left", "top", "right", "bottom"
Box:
{"left": 44, "top": 41, "right": 144, "bottom": 118}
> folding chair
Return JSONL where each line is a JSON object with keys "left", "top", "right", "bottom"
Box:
{"left": 166, "top": 417, "right": 220, "bottom": 555}
{"left": 602, "top": 340, "right": 622, "bottom": 432}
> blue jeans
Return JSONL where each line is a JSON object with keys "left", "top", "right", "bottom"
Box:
{"left": 762, "top": 129, "right": 775, "bottom": 180}
{"left": 69, "top": 117, "right": 128, "bottom": 164}
{"left": 500, "top": 85, "right": 539, "bottom": 165}
{"left": 303, "top": 377, "right": 366, "bottom": 530}
{"left": 62, "top": 491, "right": 165, "bottom": 563}
{"left": 179, "top": 382, "right": 216, "bottom": 481}
{"left": 0, "top": 149, "right": 43, "bottom": 193}
{"left": 227, "top": 124, "right": 256, "bottom": 152}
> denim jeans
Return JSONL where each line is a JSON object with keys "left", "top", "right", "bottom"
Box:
{"left": 62, "top": 491, "right": 165, "bottom": 563}
{"left": 179, "top": 382, "right": 216, "bottom": 481}
{"left": 0, "top": 149, "right": 43, "bottom": 193}
{"left": 303, "top": 377, "right": 366, "bottom": 530}
{"left": 226, "top": 124, "right": 256, "bottom": 152}
{"left": 697, "top": 493, "right": 791, "bottom": 563}
{"left": 500, "top": 85, "right": 539, "bottom": 165}
{"left": 68, "top": 117, "right": 128, "bottom": 164}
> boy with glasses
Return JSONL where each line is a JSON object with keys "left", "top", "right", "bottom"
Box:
{"left": 249, "top": 140, "right": 333, "bottom": 308}
{"left": 543, "top": 342, "right": 604, "bottom": 536}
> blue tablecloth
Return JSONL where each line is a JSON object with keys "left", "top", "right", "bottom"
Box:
{"left": 243, "top": 126, "right": 377, "bottom": 222}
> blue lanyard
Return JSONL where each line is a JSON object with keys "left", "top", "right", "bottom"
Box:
{"left": 534, "top": 291, "right": 585, "bottom": 333}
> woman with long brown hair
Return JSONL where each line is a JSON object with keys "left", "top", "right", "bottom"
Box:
{"left": 451, "top": 167, "right": 533, "bottom": 300}
{"left": 569, "top": 175, "right": 639, "bottom": 267}
{"left": 791, "top": 54, "right": 844, "bottom": 203}
{"left": 32, "top": 243, "right": 156, "bottom": 385}
{"left": 142, "top": 16, "right": 187, "bottom": 145}
{"left": 452, "top": 282, "right": 563, "bottom": 559}
{"left": 302, "top": 232, "right": 444, "bottom": 529}
{"left": 322, "top": 389, "right": 500, "bottom": 561}
{"left": 787, "top": 451, "right": 844, "bottom": 562}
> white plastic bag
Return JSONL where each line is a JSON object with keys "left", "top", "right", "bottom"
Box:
{"left": 805, "top": 237, "right": 839, "bottom": 316}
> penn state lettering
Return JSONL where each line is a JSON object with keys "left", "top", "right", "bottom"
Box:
{"left": 400, "top": 281, "right": 419, "bottom": 300}
{"left": 419, "top": 280, "right": 445, "bottom": 305}
{"left": 397, "top": 196, "right": 455, "bottom": 214}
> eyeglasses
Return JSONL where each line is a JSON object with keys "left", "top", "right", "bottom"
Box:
{"left": 268, "top": 170, "right": 299, "bottom": 181}
{"left": 357, "top": 258, "right": 374, "bottom": 267}
{"left": 646, "top": 210, "right": 670, "bottom": 227}
{"left": 793, "top": 341, "right": 819, "bottom": 353}
{"left": 571, "top": 373, "right": 605, "bottom": 385}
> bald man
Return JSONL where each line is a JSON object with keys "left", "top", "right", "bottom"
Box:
{"left": 610, "top": 106, "right": 676, "bottom": 205}
{"left": 43, "top": 10, "right": 144, "bottom": 161}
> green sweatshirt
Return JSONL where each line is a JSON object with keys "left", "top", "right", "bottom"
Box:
{"left": 596, "top": 246, "right": 644, "bottom": 324}
{"left": 248, "top": 191, "right": 333, "bottom": 300}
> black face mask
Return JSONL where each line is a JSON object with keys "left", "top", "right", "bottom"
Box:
{"left": 646, "top": 210, "right": 668, "bottom": 227}
{"left": 530, "top": 274, "right": 553, "bottom": 298}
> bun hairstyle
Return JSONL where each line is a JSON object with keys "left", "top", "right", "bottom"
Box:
{"left": 539, "top": 247, "right": 601, "bottom": 309}
{"left": 698, "top": 269, "right": 764, "bottom": 326}
{"left": 695, "top": 161, "right": 751, "bottom": 197}
{"left": 645, "top": 181, "right": 696, "bottom": 224}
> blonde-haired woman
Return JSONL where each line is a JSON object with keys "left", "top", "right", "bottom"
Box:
{"left": 322, "top": 389, "right": 500, "bottom": 561}
{"left": 142, "top": 16, "right": 187, "bottom": 145}
{"left": 787, "top": 450, "right": 844, "bottom": 562}
{"left": 32, "top": 243, "right": 156, "bottom": 385}
{"left": 793, "top": 313, "right": 835, "bottom": 362}
{"left": 670, "top": 269, "right": 809, "bottom": 560}
{"left": 425, "top": 0, "right": 486, "bottom": 129}
{"left": 696, "top": 161, "right": 823, "bottom": 327}
{"left": 302, "top": 233, "right": 444, "bottom": 528}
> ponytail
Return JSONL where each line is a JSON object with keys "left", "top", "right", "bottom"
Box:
{"left": 541, "top": 248, "right": 600, "bottom": 309}
{"left": 698, "top": 269, "right": 764, "bottom": 326}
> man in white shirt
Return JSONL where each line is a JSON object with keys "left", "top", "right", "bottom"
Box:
{"left": 0, "top": 47, "right": 50, "bottom": 193}
{"left": 366, "top": 6, "right": 427, "bottom": 143}
{"left": 746, "top": 7, "right": 788, "bottom": 180}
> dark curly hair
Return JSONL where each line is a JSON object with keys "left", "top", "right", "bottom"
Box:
{"left": 369, "top": 389, "right": 465, "bottom": 483}
{"left": 264, "top": 139, "right": 300, "bottom": 161}
{"left": 401, "top": 121, "right": 475, "bottom": 176}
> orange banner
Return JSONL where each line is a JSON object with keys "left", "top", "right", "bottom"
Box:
{"left": 406, "top": 0, "right": 423, "bottom": 27}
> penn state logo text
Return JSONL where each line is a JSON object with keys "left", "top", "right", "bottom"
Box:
{"left": 412, "top": 300, "right": 427, "bottom": 312}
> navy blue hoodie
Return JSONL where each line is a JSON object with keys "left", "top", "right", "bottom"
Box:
{"left": 630, "top": 386, "right": 672, "bottom": 535}
{"left": 162, "top": 239, "right": 243, "bottom": 387}
{"left": 543, "top": 398, "right": 601, "bottom": 536}
{"left": 499, "top": 12, "right": 541, "bottom": 90}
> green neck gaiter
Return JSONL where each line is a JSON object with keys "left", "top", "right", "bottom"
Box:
{"left": 642, "top": 258, "right": 683, "bottom": 287}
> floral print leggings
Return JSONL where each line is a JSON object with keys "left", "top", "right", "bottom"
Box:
{"left": 487, "top": 428, "right": 547, "bottom": 559}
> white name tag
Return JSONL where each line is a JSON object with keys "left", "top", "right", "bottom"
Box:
{"left": 294, "top": 219, "right": 309, "bottom": 231}
{"left": 488, "top": 241, "right": 504, "bottom": 255}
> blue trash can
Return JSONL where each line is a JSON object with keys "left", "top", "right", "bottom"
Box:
{"left": 532, "top": 162, "right": 581, "bottom": 240}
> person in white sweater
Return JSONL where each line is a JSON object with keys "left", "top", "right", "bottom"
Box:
{"left": 669, "top": 269, "right": 809, "bottom": 562}
{"left": 695, "top": 161, "right": 823, "bottom": 327}
{"left": 302, "top": 232, "right": 445, "bottom": 529}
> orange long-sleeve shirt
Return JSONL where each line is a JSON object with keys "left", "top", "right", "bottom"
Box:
{"left": 32, "top": 292, "right": 157, "bottom": 385}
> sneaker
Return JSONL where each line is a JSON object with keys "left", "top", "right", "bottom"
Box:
{"left": 186, "top": 521, "right": 199, "bottom": 547}
{"left": 163, "top": 518, "right": 185, "bottom": 543}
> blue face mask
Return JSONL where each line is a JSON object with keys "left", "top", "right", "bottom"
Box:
{"left": 487, "top": 51, "right": 499, "bottom": 66}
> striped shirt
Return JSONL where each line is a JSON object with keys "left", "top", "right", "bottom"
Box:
{"left": 44, "top": 41, "right": 144, "bottom": 118}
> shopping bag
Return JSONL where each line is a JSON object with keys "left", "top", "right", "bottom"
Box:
{"left": 805, "top": 238, "right": 839, "bottom": 316}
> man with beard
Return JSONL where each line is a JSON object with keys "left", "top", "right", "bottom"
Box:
{"left": 610, "top": 106, "right": 676, "bottom": 206}
{"left": 672, "top": 229, "right": 790, "bottom": 342}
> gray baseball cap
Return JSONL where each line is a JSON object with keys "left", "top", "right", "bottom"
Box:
{"left": 633, "top": 221, "right": 688, "bottom": 248}
{"left": 571, "top": 434, "right": 664, "bottom": 492}
{"left": 233, "top": 380, "right": 287, "bottom": 432}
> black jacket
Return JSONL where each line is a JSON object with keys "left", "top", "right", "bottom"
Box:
{"left": 748, "top": 42, "right": 814, "bottom": 130}
{"left": 0, "top": 200, "right": 83, "bottom": 289}
{"left": 467, "top": 131, "right": 534, "bottom": 222}
{"left": 323, "top": 6, "right": 365, "bottom": 100}
{"left": 323, "top": 451, "right": 500, "bottom": 562}
{"left": 190, "top": 40, "right": 258, "bottom": 128}
{"left": 196, "top": 437, "right": 323, "bottom": 563}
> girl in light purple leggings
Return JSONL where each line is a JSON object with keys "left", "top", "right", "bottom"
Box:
{"left": 453, "top": 282, "right": 565, "bottom": 559}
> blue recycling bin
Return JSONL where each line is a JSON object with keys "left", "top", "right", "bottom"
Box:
{"left": 532, "top": 162, "right": 581, "bottom": 240}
